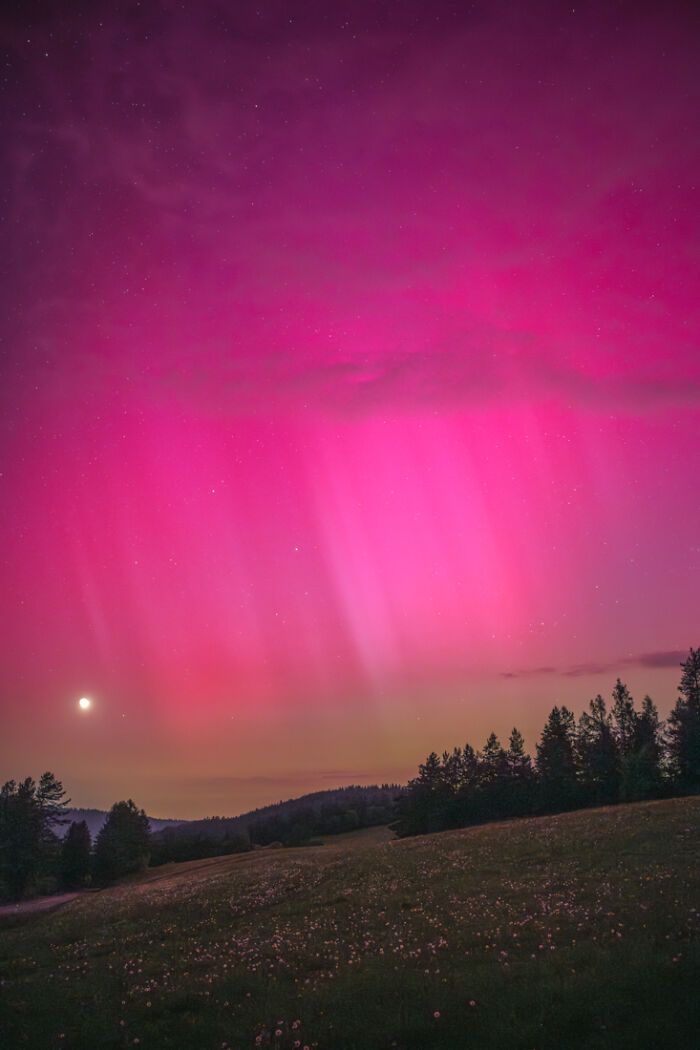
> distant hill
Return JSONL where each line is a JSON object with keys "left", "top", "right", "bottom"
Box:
{"left": 59, "top": 808, "right": 187, "bottom": 839}
{"left": 152, "top": 784, "right": 403, "bottom": 845}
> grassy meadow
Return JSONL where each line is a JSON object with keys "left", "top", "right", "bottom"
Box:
{"left": 1, "top": 798, "right": 699, "bottom": 1049}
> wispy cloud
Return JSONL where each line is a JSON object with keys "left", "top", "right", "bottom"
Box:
{"left": 502, "top": 649, "right": 687, "bottom": 680}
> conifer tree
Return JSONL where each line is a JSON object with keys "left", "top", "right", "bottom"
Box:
{"left": 667, "top": 648, "right": 700, "bottom": 790}
{"left": 61, "top": 820, "right": 92, "bottom": 888}
{"left": 619, "top": 695, "right": 663, "bottom": 801}
{"left": 611, "top": 680, "right": 638, "bottom": 757}
{"left": 536, "top": 706, "right": 579, "bottom": 812}
{"left": 577, "top": 695, "right": 619, "bottom": 805}
{"left": 0, "top": 773, "right": 69, "bottom": 899}
{"left": 505, "top": 727, "right": 534, "bottom": 815}
{"left": 93, "top": 800, "right": 151, "bottom": 884}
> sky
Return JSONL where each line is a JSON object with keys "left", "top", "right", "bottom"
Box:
{"left": 1, "top": 0, "right": 699, "bottom": 818}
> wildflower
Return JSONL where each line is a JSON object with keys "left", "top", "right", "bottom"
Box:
{"left": 433, "top": 1011, "right": 441, "bottom": 1019}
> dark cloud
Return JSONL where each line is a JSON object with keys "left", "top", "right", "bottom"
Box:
{"left": 626, "top": 650, "right": 687, "bottom": 669}
{"left": 502, "top": 650, "right": 688, "bottom": 680}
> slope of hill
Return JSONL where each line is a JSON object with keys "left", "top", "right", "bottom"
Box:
{"left": 59, "top": 808, "right": 186, "bottom": 839}
{"left": 153, "top": 783, "right": 403, "bottom": 842}
{"left": 2, "top": 797, "right": 699, "bottom": 1049}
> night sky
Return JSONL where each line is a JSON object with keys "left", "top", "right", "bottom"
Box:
{"left": 2, "top": 1, "right": 699, "bottom": 817}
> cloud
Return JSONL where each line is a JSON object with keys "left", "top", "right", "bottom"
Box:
{"left": 502, "top": 650, "right": 688, "bottom": 680}
{"left": 626, "top": 650, "right": 687, "bottom": 669}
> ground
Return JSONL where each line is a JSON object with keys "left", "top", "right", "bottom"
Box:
{"left": 1, "top": 798, "right": 699, "bottom": 1049}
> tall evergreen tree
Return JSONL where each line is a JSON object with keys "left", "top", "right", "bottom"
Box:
{"left": 667, "top": 648, "right": 700, "bottom": 790}
{"left": 504, "top": 728, "right": 534, "bottom": 815}
{"left": 611, "top": 680, "right": 638, "bottom": 757}
{"left": 93, "top": 800, "right": 151, "bottom": 884}
{"left": 479, "top": 732, "right": 509, "bottom": 819}
{"left": 0, "top": 773, "right": 69, "bottom": 899}
{"left": 394, "top": 753, "right": 449, "bottom": 835}
{"left": 61, "top": 820, "right": 92, "bottom": 888}
{"left": 536, "top": 706, "right": 579, "bottom": 812}
{"left": 453, "top": 743, "right": 481, "bottom": 825}
{"left": 577, "top": 695, "right": 619, "bottom": 805}
{"left": 620, "top": 695, "right": 663, "bottom": 801}
{"left": 480, "top": 733, "right": 507, "bottom": 785}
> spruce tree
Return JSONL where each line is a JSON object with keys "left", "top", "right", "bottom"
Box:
{"left": 93, "top": 800, "right": 151, "bottom": 884}
{"left": 577, "top": 695, "right": 619, "bottom": 805}
{"left": 620, "top": 696, "right": 663, "bottom": 801}
{"left": 536, "top": 707, "right": 579, "bottom": 812}
{"left": 61, "top": 820, "right": 92, "bottom": 888}
{"left": 667, "top": 648, "right": 700, "bottom": 790}
{"left": 611, "top": 680, "right": 638, "bottom": 757}
{"left": 0, "top": 773, "right": 69, "bottom": 899}
{"left": 505, "top": 728, "right": 534, "bottom": 815}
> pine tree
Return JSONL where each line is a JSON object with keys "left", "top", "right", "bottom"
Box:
{"left": 577, "top": 695, "right": 619, "bottom": 805}
{"left": 394, "top": 752, "right": 449, "bottom": 835}
{"left": 536, "top": 706, "right": 579, "bottom": 812}
{"left": 61, "top": 820, "right": 92, "bottom": 888}
{"left": 93, "top": 800, "right": 151, "bottom": 884}
{"left": 667, "top": 648, "right": 700, "bottom": 791}
{"left": 0, "top": 773, "right": 69, "bottom": 900}
{"left": 453, "top": 743, "right": 481, "bottom": 825}
{"left": 478, "top": 733, "right": 509, "bottom": 819}
{"left": 505, "top": 728, "right": 534, "bottom": 815}
{"left": 611, "top": 680, "right": 638, "bottom": 757}
{"left": 620, "top": 696, "right": 663, "bottom": 801}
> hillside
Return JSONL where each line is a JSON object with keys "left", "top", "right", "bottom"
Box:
{"left": 2, "top": 797, "right": 699, "bottom": 1049}
{"left": 152, "top": 783, "right": 402, "bottom": 843}
{"left": 58, "top": 808, "right": 187, "bottom": 839}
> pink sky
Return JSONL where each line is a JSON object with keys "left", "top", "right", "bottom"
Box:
{"left": 1, "top": 1, "right": 699, "bottom": 816}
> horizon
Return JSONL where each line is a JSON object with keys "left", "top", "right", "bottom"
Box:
{"left": 2, "top": 0, "right": 699, "bottom": 820}
{"left": 5, "top": 655, "right": 692, "bottom": 819}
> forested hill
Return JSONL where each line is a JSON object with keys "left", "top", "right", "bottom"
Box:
{"left": 152, "top": 784, "right": 403, "bottom": 846}
{"left": 60, "top": 809, "right": 187, "bottom": 839}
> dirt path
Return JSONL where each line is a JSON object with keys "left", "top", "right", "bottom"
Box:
{"left": 0, "top": 892, "right": 79, "bottom": 918}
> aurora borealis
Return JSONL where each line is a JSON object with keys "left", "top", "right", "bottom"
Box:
{"left": 2, "top": 1, "right": 699, "bottom": 817}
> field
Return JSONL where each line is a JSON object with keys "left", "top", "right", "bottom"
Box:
{"left": 1, "top": 799, "right": 699, "bottom": 1050}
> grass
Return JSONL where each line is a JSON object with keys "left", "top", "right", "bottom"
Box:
{"left": 1, "top": 797, "right": 699, "bottom": 1049}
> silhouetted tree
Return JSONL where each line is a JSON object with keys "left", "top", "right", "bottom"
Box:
{"left": 536, "top": 707, "right": 579, "bottom": 812}
{"left": 620, "top": 695, "right": 664, "bottom": 801}
{"left": 394, "top": 752, "right": 449, "bottom": 835}
{"left": 577, "top": 696, "right": 619, "bottom": 805}
{"left": 0, "top": 773, "right": 69, "bottom": 899}
{"left": 453, "top": 743, "right": 481, "bottom": 824}
{"left": 611, "top": 679, "right": 638, "bottom": 757}
{"left": 504, "top": 727, "right": 534, "bottom": 815}
{"left": 394, "top": 648, "right": 699, "bottom": 838}
{"left": 667, "top": 648, "right": 700, "bottom": 791}
{"left": 479, "top": 732, "right": 509, "bottom": 819}
{"left": 93, "top": 800, "right": 150, "bottom": 884}
{"left": 61, "top": 820, "right": 92, "bottom": 888}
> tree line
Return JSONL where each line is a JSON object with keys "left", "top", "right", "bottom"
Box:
{"left": 393, "top": 647, "right": 700, "bottom": 836}
{"left": 3, "top": 649, "right": 698, "bottom": 894}
{"left": 0, "top": 780, "right": 400, "bottom": 896}
{"left": 0, "top": 781, "right": 151, "bottom": 901}
{"left": 150, "top": 785, "right": 399, "bottom": 864}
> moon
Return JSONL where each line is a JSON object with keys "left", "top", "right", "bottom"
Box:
{"left": 78, "top": 697, "right": 92, "bottom": 711}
